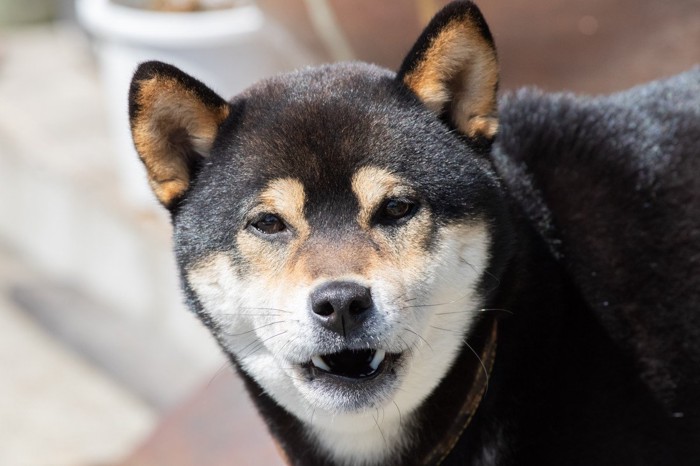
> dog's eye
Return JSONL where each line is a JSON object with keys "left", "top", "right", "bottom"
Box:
{"left": 377, "top": 199, "right": 417, "bottom": 225}
{"left": 251, "top": 214, "right": 286, "bottom": 234}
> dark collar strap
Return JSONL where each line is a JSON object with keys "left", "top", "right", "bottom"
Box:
{"left": 422, "top": 318, "right": 499, "bottom": 465}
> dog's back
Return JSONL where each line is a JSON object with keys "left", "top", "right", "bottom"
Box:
{"left": 490, "top": 68, "right": 700, "bottom": 463}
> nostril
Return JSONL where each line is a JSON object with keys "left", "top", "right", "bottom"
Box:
{"left": 315, "top": 301, "right": 335, "bottom": 317}
{"left": 349, "top": 292, "right": 372, "bottom": 316}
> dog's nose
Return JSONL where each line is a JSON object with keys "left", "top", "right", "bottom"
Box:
{"left": 310, "top": 281, "right": 373, "bottom": 337}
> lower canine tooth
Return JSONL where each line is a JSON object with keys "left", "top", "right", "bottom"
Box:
{"left": 311, "top": 355, "right": 331, "bottom": 371}
{"left": 369, "top": 349, "right": 386, "bottom": 371}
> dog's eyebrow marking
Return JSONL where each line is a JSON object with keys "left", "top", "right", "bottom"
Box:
{"left": 351, "top": 166, "right": 401, "bottom": 228}
{"left": 258, "top": 177, "right": 309, "bottom": 236}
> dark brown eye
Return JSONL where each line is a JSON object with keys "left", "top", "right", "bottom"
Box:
{"left": 377, "top": 199, "right": 416, "bottom": 225}
{"left": 251, "top": 214, "right": 286, "bottom": 234}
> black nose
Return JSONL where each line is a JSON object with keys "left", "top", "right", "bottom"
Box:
{"left": 310, "top": 281, "right": 373, "bottom": 338}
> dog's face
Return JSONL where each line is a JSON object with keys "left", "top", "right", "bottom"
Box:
{"left": 181, "top": 64, "right": 502, "bottom": 415}
{"left": 129, "top": 2, "right": 506, "bottom": 462}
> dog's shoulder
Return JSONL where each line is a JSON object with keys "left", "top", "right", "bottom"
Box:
{"left": 493, "top": 67, "right": 700, "bottom": 415}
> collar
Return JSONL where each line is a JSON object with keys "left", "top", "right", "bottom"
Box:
{"left": 421, "top": 318, "right": 499, "bottom": 465}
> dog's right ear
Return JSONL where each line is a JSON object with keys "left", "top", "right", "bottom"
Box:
{"left": 129, "top": 61, "right": 230, "bottom": 208}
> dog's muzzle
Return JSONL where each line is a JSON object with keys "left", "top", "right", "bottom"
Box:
{"left": 297, "top": 281, "right": 403, "bottom": 389}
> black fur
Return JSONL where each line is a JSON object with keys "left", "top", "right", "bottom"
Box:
{"left": 128, "top": 1, "right": 700, "bottom": 464}
{"left": 451, "top": 69, "right": 700, "bottom": 465}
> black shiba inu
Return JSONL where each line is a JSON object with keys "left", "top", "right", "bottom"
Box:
{"left": 127, "top": 1, "right": 700, "bottom": 464}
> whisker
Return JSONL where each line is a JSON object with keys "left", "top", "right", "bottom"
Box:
{"left": 462, "top": 338, "right": 490, "bottom": 396}
{"left": 429, "top": 325, "right": 462, "bottom": 334}
{"left": 434, "top": 308, "right": 513, "bottom": 316}
{"left": 238, "top": 329, "right": 288, "bottom": 358}
{"left": 276, "top": 367, "right": 308, "bottom": 383}
{"left": 216, "top": 313, "right": 288, "bottom": 318}
{"left": 401, "top": 292, "right": 473, "bottom": 310}
{"left": 394, "top": 290, "right": 418, "bottom": 305}
{"left": 459, "top": 255, "right": 501, "bottom": 292}
{"left": 240, "top": 306, "right": 293, "bottom": 314}
{"left": 429, "top": 325, "right": 491, "bottom": 393}
{"left": 222, "top": 320, "right": 290, "bottom": 337}
{"left": 241, "top": 341, "right": 266, "bottom": 359}
{"left": 207, "top": 361, "right": 232, "bottom": 389}
{"left": 392, "top": 400, "right": 403, "bottom": 430}
{"left": 397, "top": 334, "right": 414, "bottom": 355}
{"left": 274, "top": 335, "right": 300, "bottom": 360}
{"left": 372, "top": 412, "right": 388, "bottom": 449}
{"left": 403, "top": 326, "right": 433, "bottom": 352}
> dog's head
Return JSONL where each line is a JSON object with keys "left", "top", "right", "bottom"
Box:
{"left": 129, "top": 1, "right": 509, "bottom": 462}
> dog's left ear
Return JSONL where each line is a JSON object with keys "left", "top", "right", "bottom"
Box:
{"left": 398, "top": 1, "right": 498, "bottom": 139}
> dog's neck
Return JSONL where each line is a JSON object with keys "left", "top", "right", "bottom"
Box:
{"left": 235, "top": 317, "right": 499, "bottom": 466}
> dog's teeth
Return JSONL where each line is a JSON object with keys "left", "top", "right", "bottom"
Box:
{"left": 311, "top": 355, "right": 331, "bottom": 371}
{"left": 369, "top": 349, "right": 386, "bottom": 371}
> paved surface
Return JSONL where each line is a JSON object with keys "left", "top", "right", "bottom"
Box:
{"left": 0, "top": 246, "right": 155, "bottom": 466}
{"left": 0, "top": 24, "right": 158, "bottom": 466}
{"left": 0, "top": 23, "right": 226, "bottom": 410}
{"left": 0, "top": 23, "right": 276, "bottom": 466}
{"left": 120, "top": 368, "right": 285, "bottom": 466}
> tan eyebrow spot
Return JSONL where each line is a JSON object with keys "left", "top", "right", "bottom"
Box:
{"left": 351, "top": 166, "right": 402, "bottom": 228}
{"left": 258, "top": 177, "right": 309, "bottom": 237}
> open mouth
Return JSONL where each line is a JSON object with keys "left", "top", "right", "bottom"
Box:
{"left": 302, "top": 349, "right": 399, "bottom": 381}
{"left": 296, "top": 348, "right": 404, "bottom": 410}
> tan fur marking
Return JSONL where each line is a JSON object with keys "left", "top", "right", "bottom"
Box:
{"left": 258, "top": 178, "right": 309, "bottom": 238}
{"left": 236, "top": 232, "right": 290, "bottom": 284}
{"left": 369, "top": 208, "right": 434, "bottom": 286}
{"left": 236, "top": 178, "right": 312, "bottom": 286}
{"left": 351, "top": 166, "right": 402, "bottom": 228}
{"left": 132, "top": 76, "right": 230, "bottom": 206}
{"left": 349, "top": 166, "right": 435, "bottom": 287}
{"left": 291, "top": 236, "right": 380, "bottom": 281}
{"left": 403, "top": 17, "right": 498, "bottom": 138}
{"left": 462, "top": 116, "right": 498, "bottom": 139}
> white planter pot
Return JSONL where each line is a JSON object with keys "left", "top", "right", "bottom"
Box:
{"left": 77, "top": 0, "right": 314, "bottom": 207}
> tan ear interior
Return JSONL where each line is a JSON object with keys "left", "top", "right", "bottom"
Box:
{"left": 403, "top": 18, "right": 499, "bottom": 139}
{"left": 131, "top": 76, "right": 230, "bottom": 207}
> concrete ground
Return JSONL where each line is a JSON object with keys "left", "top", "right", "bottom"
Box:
{"left": 0, "top": 24, "right": 228, "bottom": 466}
{"left": 0, "top": 245, "right": 155, "bottom": 466}
{"left": 0, "top": 20, "right": 285, "bottom": 465}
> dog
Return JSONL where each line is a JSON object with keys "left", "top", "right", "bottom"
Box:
{"left": 127, "top": 1, "right": 700, "bottom": 464}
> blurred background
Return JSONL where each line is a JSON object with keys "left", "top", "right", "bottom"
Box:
{"left": 0, "top": 0, "right": 698, "bottom": 464}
